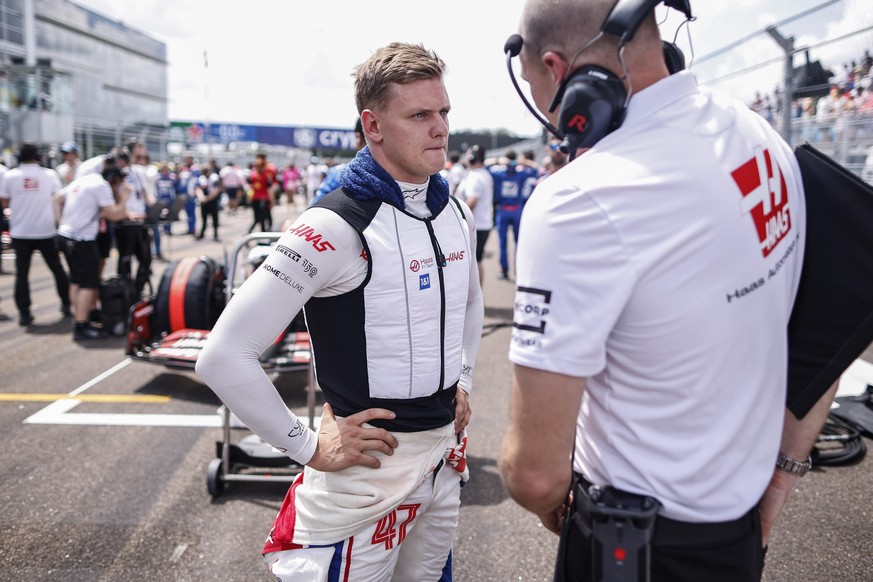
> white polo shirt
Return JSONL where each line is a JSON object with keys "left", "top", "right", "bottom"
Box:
{"left": 510, "top": 71, "right": 805, "bottom": 522}
{"left": 0, "top": 163, "right": 63, "bottom": 239}
{"left": 455, "top": 167, "right": 494, "bottom": 230}
{"left": 57, "top": 174, "right": 116, "bottom": 241}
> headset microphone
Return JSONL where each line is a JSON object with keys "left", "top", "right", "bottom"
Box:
{"left": 504, "top": 34, "right": 564, "bottom": 141}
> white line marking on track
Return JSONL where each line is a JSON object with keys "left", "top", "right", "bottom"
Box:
{"left": 68, "top": 358, "right": 133, "bottom": 397}
{"left": 170, "top": 544, "right": 189, "bottom": 563}
{"left": 23, "top": 399, "right": 79, "bottom": 423}
{"left": 22, "top": 357, "right": 221, "bottom": 428}
{"left": 25, "top": 409, "right": 222, "bottom": 427}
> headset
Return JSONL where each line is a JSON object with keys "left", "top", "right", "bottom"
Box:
{"left": 504, "top": 0, "right": 692, "bottom": 157}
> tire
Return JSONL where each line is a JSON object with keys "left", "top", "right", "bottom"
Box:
{"left": 154, "top": 256, "right": 226, "bottom": 335}
{"left": 206, "top": 458, "right": 224, "bottom": 497}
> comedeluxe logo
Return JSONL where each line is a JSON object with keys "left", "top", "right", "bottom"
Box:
{"left": 286, "top": 224, "right": 336, "bottom": 252}
{"left": 731, "top": 146, "right": 791, "bottom": 258}
{"left": 263, "top": 264, "right": 305, "bottom": 293}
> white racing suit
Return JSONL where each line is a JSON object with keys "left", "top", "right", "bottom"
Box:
{"left": 197, "top": 147, "right": 482, "bottom": 582}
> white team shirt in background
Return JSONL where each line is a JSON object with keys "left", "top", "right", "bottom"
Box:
{"left": 0, "top": 163, "right": 63, "bottom": 239}
{"left": 57, "top": 174, "right": 116, "bottom": 241}
{"left": 455, "top": 167, "right": 494, "bottom": 230}
{"left": 74, "top": 155, "right": 105, "bottom": 179}
{"left": 219, "top": 165, "right": 244, "bottom": 188}
{"left": 55, "top": 160, "right": 80, "bottom": 186}
{"left": 125, "top": 165, "right": 149, "bottom": 215}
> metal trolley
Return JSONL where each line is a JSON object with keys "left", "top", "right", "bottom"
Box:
{"left": 206, "top": 232, "right": 318, "bottom": 497}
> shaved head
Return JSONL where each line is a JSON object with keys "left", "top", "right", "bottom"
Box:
{"left": 519, "top": 0, "right": 664, "bottom": 73}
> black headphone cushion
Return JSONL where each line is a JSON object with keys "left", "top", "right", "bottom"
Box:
{"left": 662, "top": 41, "right": 686, "bottom": 75}
{"left": 558, "top": 65, "right": 628, "bottom": 150}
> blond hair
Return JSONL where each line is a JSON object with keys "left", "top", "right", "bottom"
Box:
{"left": 354, "top": 42, "right": 446, "bottom": 113}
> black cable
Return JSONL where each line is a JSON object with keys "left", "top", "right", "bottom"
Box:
{"left": 811, "top": 413, "right": 867, "bottom": 467}
{"left": 481, "top": 321, "right": 513, "bottom": 338}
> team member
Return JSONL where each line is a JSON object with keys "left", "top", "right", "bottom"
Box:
{"left": 536, "top": 137, "right": 569, "bottom": 184}
{"left": 154, "top": 163, "right": 178, "bottom": 236}
{"left": 247, "top": 152, "right": 277, "bottom": 232}
{"left": 55, "top": 141, "right": 80, "bottom": 186}
{"left": 56, "top": 166, "right": 130, "bottom": 340}
{"left": 174, "top": 155, "right": 200, "bottom": 235}
{"left": 197, "top": 42, "right": 483, "bottom": 581}
{"left": 280, "top": 162, "right": 302, "bottom": 206}
{"left": 75, "top": 147, "right": 131, "bottom": 290}
{"left": 498, "top": 1, "right": 820, "bottom": 581}
{"left": 75, "top": 147, "right": 129, "bottom": 180}
{"left": 114, "top": 139, "right": 152, "bottom": 296}
{"left": 219, "top": 161, "right": 244, "bottom": 214}
{"left": 487, "top": 150, "right": 537, "bottom": 280}
{"left": 0, "top": 143, "right": 70, "bottom": 325}
{"left": 455, "top": 144, "right": 493, "bottom": 289}
{"left": 195, "top": 162, "right": 221, "bottom": 241}
{"left": 151, "top": 162, "right": 178, "bottom": 261}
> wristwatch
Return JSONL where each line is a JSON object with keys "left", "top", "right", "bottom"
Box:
{"left": 776, "top": 452, "right": 812, "bottom": 477}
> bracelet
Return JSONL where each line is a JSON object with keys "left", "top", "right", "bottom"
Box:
{"left": 776, "top": 452, "right": 812, "bottom": 477}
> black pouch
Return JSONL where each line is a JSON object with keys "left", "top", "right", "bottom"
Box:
{"left": 58, "top": 235, "right": 76, "bottom": 255}
{"left": 554, "top": 476, "right": 660, "bottom": 582}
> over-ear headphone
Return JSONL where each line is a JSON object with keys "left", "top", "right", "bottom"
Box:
{"left": 551, "top": 0, "right": 692, "bottom": 153}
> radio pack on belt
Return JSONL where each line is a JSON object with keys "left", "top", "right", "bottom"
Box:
{"left": 555, "top": 476, "right": 660, "bottom": 582}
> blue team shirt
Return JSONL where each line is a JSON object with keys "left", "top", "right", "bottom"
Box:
{"left": 489, "top": 164, "right": 538, "bottom": 209}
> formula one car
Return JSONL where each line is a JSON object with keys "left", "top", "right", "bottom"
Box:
{"left": 125, "top": 232, "right": 310, "bottom": 373}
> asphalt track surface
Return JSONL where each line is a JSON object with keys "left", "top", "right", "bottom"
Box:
{"left": 1, "top": 196, "right": 871, "bottom": 581}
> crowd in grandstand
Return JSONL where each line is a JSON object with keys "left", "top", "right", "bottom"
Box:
{"left": 749, "top": 49, "right": 873, "bottom": 145}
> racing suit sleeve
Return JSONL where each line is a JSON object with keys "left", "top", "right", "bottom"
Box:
{"left": 457, "top": 198, "right": 484, "bottom": 393}
{"left": 196, "top": 208, "right": 365, "bottom": 464}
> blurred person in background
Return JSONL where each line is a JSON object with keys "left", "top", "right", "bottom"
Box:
{"left": 219, "top": 161, "right": 245, "bottom": 215}
{"left": 0, "top": 143, "right": 70, "bottom": 326}
{"left": 247, "top": 152, "right": 277, "bottom": 233}
{"left": 55, "top": 141, "right": 80, "bottom": 186}
{"left": 455, "top": 144, "right": 493, "bottom": 289}
{"left": 56, "top": 166, "right": 130, "bottom": 340}
{"left": 195, "top": 161, "right": 222, "bottom": 241}
{"left": 114, "top": 138, "right": 152, "bottom": 295}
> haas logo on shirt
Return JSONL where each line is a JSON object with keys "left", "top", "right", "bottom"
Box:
{"left": 286, "top": 223, "right": 336, "bottom": 253}
{"left": 731, "top": 146, "right": 791, "bottom": 258}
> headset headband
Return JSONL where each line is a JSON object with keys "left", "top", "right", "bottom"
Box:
{"left": 602, "top": 0, "right": 692, "bottom": 45}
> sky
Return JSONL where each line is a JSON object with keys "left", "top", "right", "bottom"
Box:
{"left": 71, "top": 0, "right": 872, "bottom": 137}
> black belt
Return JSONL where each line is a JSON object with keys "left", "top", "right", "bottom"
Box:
{"left": 576, "top": 473, "right": 759, "bottom": 547}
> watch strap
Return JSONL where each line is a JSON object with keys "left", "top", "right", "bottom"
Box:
{"left": 776, "top": 452, "right": 812, "bottom": 477}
